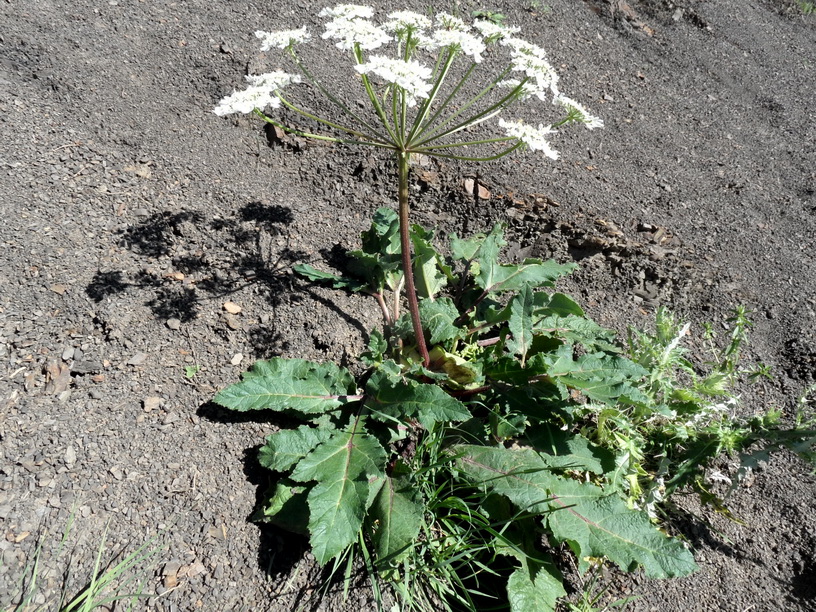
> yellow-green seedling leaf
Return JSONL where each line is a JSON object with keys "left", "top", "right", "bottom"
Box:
{"left": 214, "top": 358, "right": 357, "bottom": 414}
{"left": 251, "top": 479, "right": 310, "bottom": 535}
{"left": 365, "top": 370, "right": 471, "bottom": 428}
{"left": 290, "top": 426, "right": 387, "bottom": 565}
{"left": 293, "top": 263, "right": 369, "bottom": 292}
{"left": 258, "top": 425, "right": 334, "bottom": 473}
{"left": 412, "top": 224, "right": 447, "bottom": 299}
{"left": 507, "top": 563, "right": 566, "bottom": 612}
{"left": 368, "top": 476, "right": 423, "bottom": 565}
{"left": 419, "top": 298, "right": 463, "bottom": 344}
{"left": 507, "top": 284, "right": 534, "bottom": 364}
{"left": 428, "top": 347, "right": 482, "bottom": 388}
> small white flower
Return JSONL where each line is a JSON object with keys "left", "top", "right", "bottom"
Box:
{"left": 255, "top": 27, "right": 311, "bottom": 50}
{"left": 322, "top": 17, "right": 391, "bottom": 50}
{"left": 499, "top": 118, "right": 559, "bottom": 159}
{"left": 472, "top": 19, "right": 520, "bottom": 41}
{"left": 244, "top": 71, "right": 302, "bottom": 90}
{"left": 355, "top": 56, "right": 432, "bottom": 106}
{"left": 213, "top": 86, "right": 279, "bottom": 116}
{"left": 383, "top": 10, "right": 432, "bottom": 33}
{"left": 431, "top": 29, "right": 486, "bottom": 63}
{"left": 555, "top": 95, "right": 604, "bottom": 129}
{"left": 318, "top": 4, "right": 374, "bottom": 20}
{"left": 435, "top": 12, "right": 470, "bottom": 32}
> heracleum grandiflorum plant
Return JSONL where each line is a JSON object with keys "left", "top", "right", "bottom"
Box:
{"left": 213, "top": 4, "right": 601, "bottom": 368}
{"left": 210, "top": 6, "right": 718, "bottom": 611}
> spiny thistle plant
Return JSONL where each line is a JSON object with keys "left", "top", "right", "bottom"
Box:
{"left": 211, "top": 5, "right": 815, "bottom": 611}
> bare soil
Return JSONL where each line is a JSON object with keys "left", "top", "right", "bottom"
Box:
{"left": 1, "top": 1, "right": 814, "bottom": 610}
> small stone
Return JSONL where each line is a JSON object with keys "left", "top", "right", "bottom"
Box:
{"left": 127, "top": 352, "right": 148, "bottom": 366}
{"left": 143, "top": 396, "right": 162, "bottom": 412}
{"left": 230, "top": 353, "right": 243, "bottom": 366}
{"left": 224, "top": 315, "right": 241, "bottom": 331}
{"left": 50, "top": 284, "right": 68, "bottom": 295}
{"left": 62, "top": 347, "right": 75, "bottom": 361}
{"left": 166, "top": 318, "right": 181, "bottom": 330}
{"left": 162, "top": 412, "right": 179, "bottom": 425}
{"left": 109, "top": 466, "right": 124, "bottom": 480}
{"left": 223, "top": 301, "right": 242, "bottom": 315}
{"left": 64, "top": 445, "right": 77, "bottom": 465}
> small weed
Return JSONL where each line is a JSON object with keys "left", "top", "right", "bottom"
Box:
{"left": 797, "top": 1, "right": 816, "bottom": 15}
{"left": 3, "top": 512, "right": 165, "bottom": 612}
{"left": 184, "top": 364, "right": 201, "bottom": 378}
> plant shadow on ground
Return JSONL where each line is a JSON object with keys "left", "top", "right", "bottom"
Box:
{"left": 84, "top": 202, "right": 312, "bottom": 353}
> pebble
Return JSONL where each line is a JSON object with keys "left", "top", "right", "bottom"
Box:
{"left": 167, "top": 318, "right": 181, "bottom": 330}
{"left": 64, "top": 445, "right": 77, "bottom": 465}
{"left": 230, "top": 353, "right": 243, "bottom": 366}
{"left": 127, "top": 352, "right": 148, "bottom": 366}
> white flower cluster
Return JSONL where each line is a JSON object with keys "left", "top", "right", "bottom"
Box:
{"left": 498, "top": 118, "right": 559, "bottom": 159}
{"left": 322, "top": 13, "right": 391, "bottom": 51}
{"left": 554, "top": 94, "right": 604, "bottom": 130}
{"left": 213, "top": 71, "right": 301, "bottom": 116}
{"left": 355, "top": 56, "right": 433, "bottom": 106}
{"left": 255, "top": 27, "right": 310, "bottom": 51}
{"left": 214, "top": 4, "right": 603, "bottom": 159}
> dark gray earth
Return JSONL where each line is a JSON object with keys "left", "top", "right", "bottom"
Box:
{"left": 1, "top": 0, "right": 815, "bottom": 610}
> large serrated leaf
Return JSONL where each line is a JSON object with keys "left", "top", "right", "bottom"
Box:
{"left": 214, "top": 358, "right": 356, "bottom": 414}
{"left": 369, "top": 477, "right": 423, "bottom": 564}
{"left": 479, "top": 259, "right": 577, "bottom": 295}
{"left": 365, "top": 371, "right": 471, "bottom": 428}
{"left": 541, "top": 351, "right": 651, "bottom": 405}
{"left": 258, "top": 425, "right": 334, "bottom": 473}
{"left": 419, "top": 298, "right": 463, "bottom": 344}
{"left": 290, "top": 426, "right": 387, "bottom": 565}
{"left": 455, "top": 445, "right": 697, "bottom": 578}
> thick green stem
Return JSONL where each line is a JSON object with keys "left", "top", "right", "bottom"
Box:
{"left": 398, "top": 151, "right": 430, "bottom": 367}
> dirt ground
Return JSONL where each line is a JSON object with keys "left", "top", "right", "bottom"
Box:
{"left": 1, "top": 0, "right": 815, "bottom": 610}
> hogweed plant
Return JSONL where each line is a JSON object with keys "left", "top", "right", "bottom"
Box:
{"left": 212, "top": 5, "right": 816, "bottom": 611}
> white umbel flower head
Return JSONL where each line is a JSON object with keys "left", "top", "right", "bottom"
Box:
{"left": 472, "top": 19, "right": 520, "bottom": 42}
{"left": 355, "top": 56, "right": 432, "bottom": 106}
{"left": 322, "top": 16, "right": 391, "bottom": 50}
{"left": 431, "top": 29, "right": 486, "bottom": 63}
{"left": 498, "top": 118, "right": 559, "bottom": 159}
{"left": 213, "top": 87, "right": 280, "bottom": 116}
{"left": 318, "top": 4, "right": 374, "bottom": 20}
{"left": 555, "top": 95, "right": 604, "bottom": 129}
{"left": 435, "top": 12, "right": 470, "bottom": 32}
{"left": 244, "top": 71, "right": 302, "bottom": 90}
{"left": 255, "top": 27, "right": 311, "bottom": 51}
{"left": 504, "top": 37, "right": 559, "bottom": 95}
{"left": 383, "top": 10, "right": 432, "bottom": 34}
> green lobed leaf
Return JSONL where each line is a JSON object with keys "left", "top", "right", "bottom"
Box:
{"left": 292, "top": 263, "right": 369, "bottom": 292}
{"left": 365, "top": 370, "right": 471, "bottom": 428}
{"left": 251, "top": 479, "right": 310, "bottom": 535}
{"left": 258, "top": 425, "right": 334, "bottom": 473}
{"left": 368, "top": 476, "right": 423, "bottom": 564}
{"left": 508, "top": 284, "right": 534, "bottom": 364}
{"left": 507, "top": 564, "right": 566, "bottom": 612}
{"left": 534, "top": 313, "right": 619, "bottom": 353}
{"left": 419, "top": 297, "right": 464, "bottom": 344}
{"left": 525, "top": 425, "right": 615, "bottom": 475}
{"left": 290, "top": 425, "right": 387, "bottom": 565}
{"left": 213, "top": 358, "right": 356, "bottom": 414}
{"left": 532, "top": 292, "right": 585, "bottom": 317}
{"left": 456, "top": 445, "right": 698, "bottom": 578}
